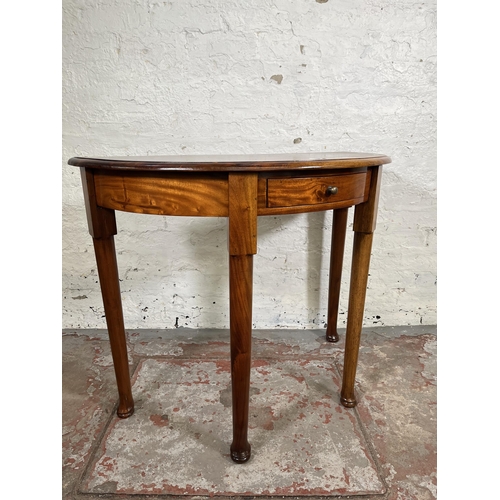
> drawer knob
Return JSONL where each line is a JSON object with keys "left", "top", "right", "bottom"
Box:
{"left": 326, "top": 186, "right": 338, "bottom": 196}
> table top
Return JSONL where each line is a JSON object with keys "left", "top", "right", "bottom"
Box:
{"left": 68, "top": 152, "right": 391, "bottom": 172}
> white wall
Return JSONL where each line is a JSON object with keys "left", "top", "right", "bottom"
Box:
{"left": 62, "top": 0, "right": 436, "bottom": 329}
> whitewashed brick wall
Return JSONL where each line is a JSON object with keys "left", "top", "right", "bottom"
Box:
{"left": 62, "top": 0, "right": 436, "bottom": 329}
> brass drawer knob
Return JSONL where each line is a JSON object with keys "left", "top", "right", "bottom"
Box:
{"left": 326, "top": 186, "right": 338, "bottom": 196}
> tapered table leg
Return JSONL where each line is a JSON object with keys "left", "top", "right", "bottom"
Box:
{"left": 340, "top": 231, "right": 373, "bottom": 407}
{"left": 81, "top": 167, "right": 134, "bottom": 419}
{"left": 93, "top": 236, "right": 134, "bottom": 418}
{"left": 340, "top": 165, "right": 382, "bottom": 408}
{"left": 229, "top": 254, "right": 253, "bottom": 462}
{"left": 227, "top": 172, "right": 258, "bottom": 463}
{"left": 326, "top": 208, "right": 348, "bottom": 343}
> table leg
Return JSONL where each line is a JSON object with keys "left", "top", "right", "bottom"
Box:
{"left": 340, "top": 165, "right": 382, "bottom": 408}
{"left": 340, "top": 232, "right": 373, "bottom": 407}
{"left": 228, "top": 172, "right": 258, "bottom": 463}
{"left": 93, "top": 236, "right": 135, "bottom": 418}
{"left": 81, "top": 167, "right": 134, "bottom": 418}
{"left": 326, "top": 208, "right": 348, "bottom": 343}
{"left": 229, "top": 254, "right": 253, "bottom": 463}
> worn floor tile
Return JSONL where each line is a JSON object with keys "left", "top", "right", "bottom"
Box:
{"left": 354, "top": 333, "right": 437, "bottom": 500}
{"left": 62, "top": 334, "right": 132, "bottom": 499}
{"left": 82, "top": 358, "right": 384, "bottom": 496}
{"left": 63, "top": 327, "right": 437, "bottom": 500}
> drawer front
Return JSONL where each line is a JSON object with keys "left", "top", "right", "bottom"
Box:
{"left": 94, "top": 171, "right": 229, "bottom": 217}
{"left": 266, "top": 172, "right": 370, "bottom": 208}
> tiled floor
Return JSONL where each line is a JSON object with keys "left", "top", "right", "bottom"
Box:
{"left": 62, "top": 326, "right": 436, "bottom": 499}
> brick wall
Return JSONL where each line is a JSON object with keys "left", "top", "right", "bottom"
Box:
{"left": 62, "top": 0, "right": 436, "bottom": 328}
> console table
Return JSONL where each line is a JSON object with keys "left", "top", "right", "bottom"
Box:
{"left": 68, "top": 152, "right": 391, "bottom": 463}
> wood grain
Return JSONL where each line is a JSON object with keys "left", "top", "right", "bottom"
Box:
{"left": 226, "top": 172, "right": 259, "bottom": 462}
{"left": 341, "top": 232, "right": 374, "bottom": 407}
{"left": 80, "top": 168, "right": 117, "bottom": 239}
{"left": 228, "top": 173, "right": 258, "bottom": 256}
{"left": 353, "top": 165, "right": 383, "bottom": 233}
{"left": 267, "top": 172, "right": 370, "bottom": 208}
{"left": 229, "top": 254, "right": 253, "bottom": 463}
{"left": 80, "top": 166, "right": 134, "bottom": 418}
{"left": 93, "top": 236, "right": 135, "bottom": 418}
{"left": 94, "top": 171, "right": 229, "bottom": 217}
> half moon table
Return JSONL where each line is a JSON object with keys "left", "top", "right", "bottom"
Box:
{"left": 68, "top": 152, "right": 391, "bottom": 463}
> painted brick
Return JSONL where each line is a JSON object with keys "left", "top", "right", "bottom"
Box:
{"left": 62, "top": 0, "right": 436, "bottom": 329}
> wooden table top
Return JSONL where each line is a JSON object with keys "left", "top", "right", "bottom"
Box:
{"left": 68, "top": 152, "right": 391, "bottom": 172}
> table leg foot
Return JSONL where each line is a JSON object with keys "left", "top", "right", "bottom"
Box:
{"left": 340, "top": 395, "right": 357, "bottom": 408}
{"left": 230, "top": 443, "right": 251, "bottom": 463}
{"left": 326, "top": 332, "right": 339, "bottom": 343}
{"left": 117, "top": 405, "right": 135, "bottom": 418}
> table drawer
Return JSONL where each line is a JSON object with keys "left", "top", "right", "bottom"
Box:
{"left": 94, "top": 171, "right": 229, "bottom": 217}
{"left": 266, "top": 172, "right": 370, "bottom": 208}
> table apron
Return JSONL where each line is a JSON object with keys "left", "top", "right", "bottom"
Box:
{"left": 94, "top": 171, "right": 229, "bottom": 217}
{"left": 93, "top": 168, "right": 373, "bottom": 217}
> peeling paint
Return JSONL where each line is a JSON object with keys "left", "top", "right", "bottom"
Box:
{"left": 62, "top": 0, "right": 437, "bottom": 332}
{"left": 270, "top": 74, "right": 283, "bottom": 84}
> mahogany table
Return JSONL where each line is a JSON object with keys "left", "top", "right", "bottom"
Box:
{"left": 69, "top": 152, "right": 391, "bottom": 463}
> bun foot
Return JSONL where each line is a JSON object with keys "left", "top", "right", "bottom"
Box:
{"left": 230, "top": 444, "right": 251, "bottom": 463}
{"left": 340, "top": 396, "right": 357, "bottom": 408}
{"left": 117, "top": 405, "right": 134, "bottom": 418}
{"left": 326, "top": 332, "right": 339, "bottom": 343}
